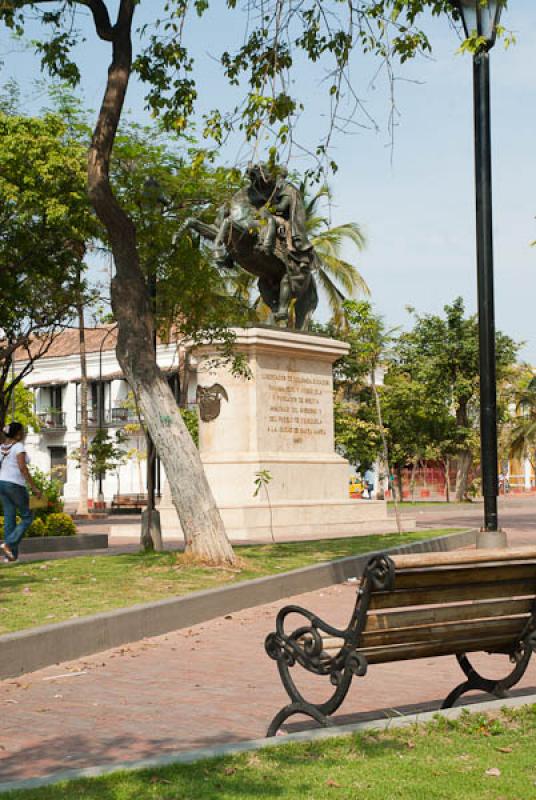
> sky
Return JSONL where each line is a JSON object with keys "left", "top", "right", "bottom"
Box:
{"left": 1, "top": 2, "right": 535, "bottom": 361}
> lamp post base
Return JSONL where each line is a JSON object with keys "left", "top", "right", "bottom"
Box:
{"left": 141, "top": 509, "right": 163, "bottom": 552}
{"left": 476, "top": 528, "right": 507, "bottom": 550}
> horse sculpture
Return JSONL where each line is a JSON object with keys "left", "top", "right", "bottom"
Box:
{"left": 182, "top": 163, "right": 319, "bottom": 330}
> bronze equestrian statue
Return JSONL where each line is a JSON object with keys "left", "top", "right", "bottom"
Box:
{"left": 181, "top": 163, "right": 319, "bottom": 330}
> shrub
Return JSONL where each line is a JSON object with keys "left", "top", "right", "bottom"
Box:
{"left": 27, "top": 517, "right": 47, "bottom": 537}
{"left": 29, "top": 468, "right": 64, "bottom": 518}
{"left": 1, "top": 514, "right": 46, "bottom": 537}
{"left": 0, "top": 514, "right": 21, "bottom": 532}
{"left": 45, "top": 513, "right": 77, "bottom": 537}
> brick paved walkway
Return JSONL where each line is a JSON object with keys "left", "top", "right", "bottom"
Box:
{"left": 1, "top": 523, "right": 536, "bottom": 784}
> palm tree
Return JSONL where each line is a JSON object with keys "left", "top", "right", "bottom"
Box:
{"left": 304, "top": 183, "right": 369, "bottom": 328}
{"left": 508, "top": 376, "right": 536, "bottom": 474}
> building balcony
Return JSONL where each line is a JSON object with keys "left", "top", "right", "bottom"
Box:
{"left": 108, "top": 407, "right": 141, "bottom": 425}
{"left": 38, "top": 411, "right": 67, "bottom": 432}
{"left": 76, "top": 407, "right": 141, "bottom": 428}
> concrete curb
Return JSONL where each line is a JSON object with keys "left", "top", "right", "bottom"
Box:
{"left": 0, "top": 690, "right": 533, "bottom": 794}
{"left": 19, "top": 534, "right": 108, "bottom": 554}
{"left": 0, "top": 529, "right": 475, "bottom": 680}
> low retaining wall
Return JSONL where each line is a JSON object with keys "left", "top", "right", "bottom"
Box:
{"left": 0, "top": 529, "right": 476, "bottom": 680}
{"left": 19, "top": 534, "right": 108, "bottom": 554}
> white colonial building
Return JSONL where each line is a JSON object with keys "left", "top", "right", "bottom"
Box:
{"left": 17, "top": 326, "right": 189, "bottom": 504}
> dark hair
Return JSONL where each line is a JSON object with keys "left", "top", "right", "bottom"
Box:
{"left": 3, "top": 421, "right": 24, "bottom": 439}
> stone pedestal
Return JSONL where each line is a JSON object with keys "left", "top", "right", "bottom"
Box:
{"left": 160, "top": 326, "right": 391, "bottom": 541}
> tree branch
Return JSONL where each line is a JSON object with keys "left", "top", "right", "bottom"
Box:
{"left": 8, "top": 1, "right": 114, "bottom": 41}
{"left": 79, "top": 0, "right": 114, "bottom": 42}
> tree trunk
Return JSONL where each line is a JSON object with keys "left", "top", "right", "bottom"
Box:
{"left": 76, "top": 285, "right": 89, "bottom": 517}
{"left": 371, "top": 369, "right": 402, "bottom": 534}
{"left": 454, "top": 398, "right": 472, "bottom": 502}
{"left": 86, "top": 3, "right": 235, "bottom": 564}
{"left": 455, "top": 450, "right": 472, "bottom": 502}
{"left": 395, "top": 463, "right": 404, "bottom": 503}
{"left": 409, "top": 458, "right": 418, "bottom": 503}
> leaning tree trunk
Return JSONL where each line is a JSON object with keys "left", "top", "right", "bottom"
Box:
{"left": 86, "top": 3, "right": 235, "bottom": 565}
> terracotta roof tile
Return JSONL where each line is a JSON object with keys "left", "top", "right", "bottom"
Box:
{"left": 15, "top": 325, "right": 180, "bottom": 362}
{"left": 14, "top": 326, "right": 118, "bottom": 361}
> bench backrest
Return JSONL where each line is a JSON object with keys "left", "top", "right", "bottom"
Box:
{"left": 112, "top": 494, "right": 148, "bottom": 502}
{"left": 358, "top": 548, "right": 536, "bottom": 665}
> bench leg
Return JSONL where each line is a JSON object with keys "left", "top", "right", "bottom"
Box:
{"left": 442, "top": 647, "right": 532, "bottom": 710}
{"left": 266, "top": 659, "right": 360, "bottom": 737}
{"left": 266, "top": 702, "right": 335, "bottom": 737}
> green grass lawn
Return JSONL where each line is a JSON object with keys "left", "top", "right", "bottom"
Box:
{"left": 4, "top": 705, "right": 535, "bottom": 799}
{"left": 0, "top": 529, "right": 458, "bottom": 634}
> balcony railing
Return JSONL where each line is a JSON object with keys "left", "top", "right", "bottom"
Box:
{"left": 38, "top": 411, "right": 67, "bottom": 431}
{"left": 76, "top": 407, "right": 140, "bottom": 428}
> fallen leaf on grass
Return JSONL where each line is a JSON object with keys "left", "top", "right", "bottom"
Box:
{"left": 485, "top": 768, "right": 501, "bottom": 778}
{"left": 496, "top": 746, "right": 513, "bottom": 754}
{"left": 224, "top": 767, "right": 237, "bottom": 776}
{"left": 326, "top": 779, "right": 342, "bottom": 788}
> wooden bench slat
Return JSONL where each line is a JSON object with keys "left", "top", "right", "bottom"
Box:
{"left": 361, "top": 616, "right": 527, "bottom": 649}
{"left": 391, "top": 547, "right": 536, "bottom": 569}
{"left": 365, "top": 598, "right": 533, "bottom": 632}
{"left": 319, "top": 615, "right": 528, "bottom": 654}
{"left": 359, "top": 633, "right": 517, "bottom": 664}
{"left": 369, "top": 579, "right": 536, "bottom": 610}
{"left": 392, "top": 563, "right": 536, "bottom": 590}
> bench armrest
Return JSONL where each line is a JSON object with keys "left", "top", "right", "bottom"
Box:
{"left": 265, "top": 555, "right": 395, "bottom": 679}
{"left": 265, "top": 604, "right": 353, "bottom": 678}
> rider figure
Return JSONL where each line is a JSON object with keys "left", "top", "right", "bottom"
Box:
{"left": 271, "top": 167, "right": 315, "bottom": 322}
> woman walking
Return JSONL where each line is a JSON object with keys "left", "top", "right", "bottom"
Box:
{"left": 0, "top": 422, "right": 42, "bottom": 563}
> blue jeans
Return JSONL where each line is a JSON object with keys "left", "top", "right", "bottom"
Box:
{"left": 0, "top": 480, "right": 33, "bottom": 559}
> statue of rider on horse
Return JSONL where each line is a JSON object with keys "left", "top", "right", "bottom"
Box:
{"left": 183, "top": 162, "right": 319, "bottom": 330}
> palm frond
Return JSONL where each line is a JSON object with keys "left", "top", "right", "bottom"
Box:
{"left": 316, "top": 253, "right": 370, "bottom": 296}
{"left": 316, "top": 269, "right": 346, "bottom": 307}
{"left": 305, "top": 184, "right": 331, "bottom": 217}
{"left": 306, "top": 214, "right": 329, "bottom": 237}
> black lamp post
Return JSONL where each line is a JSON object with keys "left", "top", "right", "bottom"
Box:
{"left": 453, "top": 0, "right": 506, "bottom": 545}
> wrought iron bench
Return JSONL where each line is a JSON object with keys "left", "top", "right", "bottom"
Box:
{"left": 265, "top": 547, "right": 536, "bottom": 736}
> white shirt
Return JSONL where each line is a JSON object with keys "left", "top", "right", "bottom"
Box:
{"left": 0, "top": 442, "right": 29, "bottom": 487}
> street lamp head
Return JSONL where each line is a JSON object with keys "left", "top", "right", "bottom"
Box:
{"left": 454, "top": 0, "right": 504, "bottom": 50}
